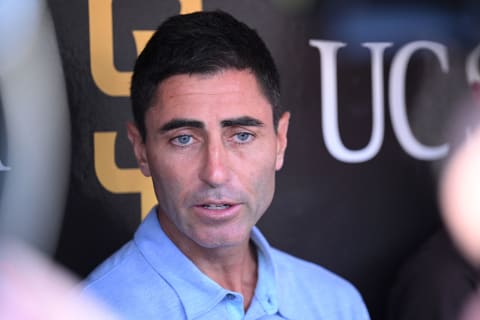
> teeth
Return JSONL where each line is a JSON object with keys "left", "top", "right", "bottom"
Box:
{"left": 203, "top": 204, "right": 231, "bottom": 210}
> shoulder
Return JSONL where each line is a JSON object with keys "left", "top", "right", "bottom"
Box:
{"left": 271, "top": 248, "right": 370, "bottom": 319}
{"left": 82, "top": 241, "right": 183, "bottom": 319}
{"left": 272, "top": 247, "right": 356, "bottom": 292}
{"left": 83, "top": 241, "right": 138, "bottom": 283}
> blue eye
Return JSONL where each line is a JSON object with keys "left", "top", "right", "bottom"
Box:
{"left": 171, "top": 135, "right": 193, "bottom": 146}
{"left": 234, "top": 132, "right": 253, "bottom": 143}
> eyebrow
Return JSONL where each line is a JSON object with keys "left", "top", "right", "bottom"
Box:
{"left": 221, "top": 116, "right": 264, "bottom": 128}
{"left": 160, "top": 119, "right": 204, "bottom": 132}
{"left": 159, "top": 116, "right": 264, "bottom": 132}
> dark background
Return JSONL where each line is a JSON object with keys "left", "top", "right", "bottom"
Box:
{"left": 43, "top": 1, "right": 479, "bottom": 319}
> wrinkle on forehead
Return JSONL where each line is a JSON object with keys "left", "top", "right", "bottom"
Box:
{"left": 145, "top": 69, "right": 275, "bottom": 135}
{"left": 152, "top": 69, "right": 266, "bottom": 105}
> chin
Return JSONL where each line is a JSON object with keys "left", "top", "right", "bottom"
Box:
{"left": 193, "top": 228, "right": 250, "bottom": 249}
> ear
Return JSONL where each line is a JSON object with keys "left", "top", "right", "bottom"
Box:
{"left": 275, "top": 112, "right": 290, "bottom": 171}
{"left": 127, "top": 121, "right": 151, "bottom": 177}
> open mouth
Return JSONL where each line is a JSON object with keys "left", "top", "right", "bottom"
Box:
{"left": 201, "top": 203, "right": 232, "bottom": 210}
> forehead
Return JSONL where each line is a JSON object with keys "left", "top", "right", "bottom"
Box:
{"left": 148, "top": 69, "right": 273, "bottom": 123}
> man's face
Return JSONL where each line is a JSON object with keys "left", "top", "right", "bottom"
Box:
{"left": 128, "top": 69, "right": 289, "bottom": 251}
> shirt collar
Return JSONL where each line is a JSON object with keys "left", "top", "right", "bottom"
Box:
{"left": 134, "top": 209, "right": 227, "bottom": 319}
{"left": 134, "top": 208, "right": 280, "bottom": 318}
{"left": 250, "top": 227, "right": 280, "bottom": 315}
{"left": 251, "top": 227, "right": 293, "bottom": 319}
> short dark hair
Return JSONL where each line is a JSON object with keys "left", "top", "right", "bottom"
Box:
{"left": 130, "top": 10, "right": 282, "bottom": 140}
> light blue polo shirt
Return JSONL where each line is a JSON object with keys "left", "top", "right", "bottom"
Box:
{"left": 83, "top": 208, "right": 370, "bottom": 319}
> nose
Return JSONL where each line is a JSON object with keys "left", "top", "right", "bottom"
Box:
{"left": 199, "top": 137, "right": 230, "bottom": 187}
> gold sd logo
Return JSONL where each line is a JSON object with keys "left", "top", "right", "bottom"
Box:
{"left": 89, "top": 0, "right": 203, "bottom": 218}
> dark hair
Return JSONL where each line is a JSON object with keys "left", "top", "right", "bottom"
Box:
{"left": 130, "top": 10, "right": 282, "bottom": 140}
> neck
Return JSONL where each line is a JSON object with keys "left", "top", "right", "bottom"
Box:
{"left": 195, "top": 241, "right": 258, "bottom": 309}
{"left": 158, "top": 211, "right": 258, "bottom": 310}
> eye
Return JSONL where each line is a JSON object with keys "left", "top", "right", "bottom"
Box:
{"left": 171, "top": 134, "right": 193, "bottom": 146}
{"left": 233, "top": 132, "right": 254, "bottom": 143}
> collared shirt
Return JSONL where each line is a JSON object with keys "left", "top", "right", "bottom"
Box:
{"left": 83, "top": 208, "right": 370, "bottom": 319}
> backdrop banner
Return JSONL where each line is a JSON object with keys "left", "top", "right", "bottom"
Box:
{"left": 1, "top": 0, "right": 477, "bottom": 319}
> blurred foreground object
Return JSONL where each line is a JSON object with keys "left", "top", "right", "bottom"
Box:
{"left": 439, "top": 103, "right": 480, "bottom": 320}
{"left": 440, "top": 126, "right": 480, "bottom": 267}
{"left": 461, "top": 291, "right": 480, "bottom": 320}
{"left": 0, "top": 0, "right": 70, "bottom": 253}
{"left": 0, "top": 240, "right": 121, "bottom": 320}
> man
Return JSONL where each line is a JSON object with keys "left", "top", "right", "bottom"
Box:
{"left": 83, "top": 10, "right": 370, "bottom": 319}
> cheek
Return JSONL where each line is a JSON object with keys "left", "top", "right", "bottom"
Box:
{"left": 148, "top": 154, "right": 189, "bottom": 201}
{"left": 245, "top": 155, "right": 277, "bottom": 210}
